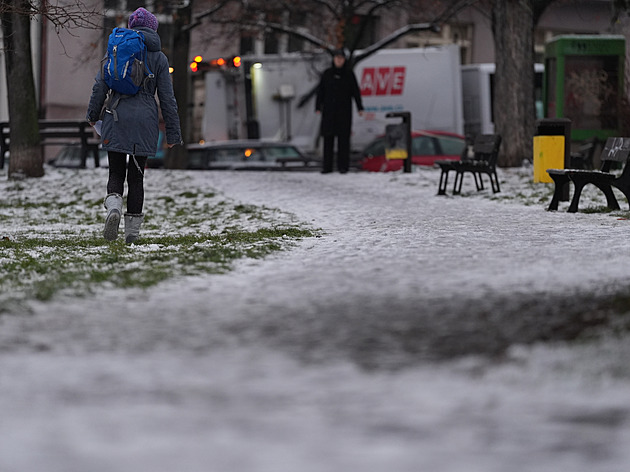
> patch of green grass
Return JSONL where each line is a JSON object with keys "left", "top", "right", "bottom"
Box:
{"left": 0, "top": 226, "right": 315, "bottom": 304}
{"left": 0, "top": 172, "right": 318, "bottom": 309}
{"left": 579, "top": 206, "right": 615, "bottom": 214}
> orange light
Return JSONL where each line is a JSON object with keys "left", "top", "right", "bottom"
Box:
{"left": 216, "top": 57, "right": 226, "bottom": 66}
{"left": 189, "top": 62, "right": 198, "bottom": 72}
{"left": 233, "top": 56, "right": 242, "bottom": 67}
{"left": 244, "top": 148, "right": 253, "bottom": 158}
{"left": 194, "top": 55, "right": 203, "bottom": 63}
{"left": 169, "top": 67, "right": 174, "bottom": 74}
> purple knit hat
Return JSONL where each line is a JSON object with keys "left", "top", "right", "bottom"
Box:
{"left": 128, "top": 7, "right": 158, "bottom": 31}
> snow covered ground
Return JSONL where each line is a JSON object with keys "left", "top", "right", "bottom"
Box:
{"left": 1, "top": 164, "right": 629, "bottom": 471}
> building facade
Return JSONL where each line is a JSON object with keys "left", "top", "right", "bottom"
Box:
{"left": 0, "top": 1, "right": 621, "bottom": 139}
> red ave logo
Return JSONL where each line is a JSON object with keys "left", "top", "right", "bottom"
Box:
{"left": 360, "top": 67, "right": 406, "bottom": 96}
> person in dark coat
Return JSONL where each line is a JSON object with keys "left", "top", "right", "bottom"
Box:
{"left": 315, "top": 49, "right": 364, "bottom": 173}
{"left": 86, "top": 7, "right": 182, "bottom": 243}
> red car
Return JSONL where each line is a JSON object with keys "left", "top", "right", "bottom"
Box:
{"left": 359, "top": 130, "right": 467, "bottom": 172}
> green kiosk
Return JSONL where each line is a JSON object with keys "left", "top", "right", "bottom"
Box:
{"left": 544, "top": 34, "right": 626, "bottom": 142}
{"left": 535, "top": 35, "right": 626, "bottom": 183}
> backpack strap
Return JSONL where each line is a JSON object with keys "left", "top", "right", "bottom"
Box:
{"left": 103, "top": 91, "right": 129, "bottom": 122}
{"left": 140, "top": 63, "right": 154, "bottom": 90}
{"left": 140, "top": 44, "right": 154, "bottom": 90}
{"left": 99, "top": 90, "right": 113, "bottom": 120}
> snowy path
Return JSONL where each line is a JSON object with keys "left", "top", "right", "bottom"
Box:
{"left": 1, "top": 168, "right": 629, "bottom": 471}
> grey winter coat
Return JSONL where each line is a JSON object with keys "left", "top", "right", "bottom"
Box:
{"left": 86, "top": 27, "right": 182, "bottom": 156}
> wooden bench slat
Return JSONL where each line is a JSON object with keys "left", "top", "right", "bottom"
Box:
{"left": 1, "top": 120, "right": 100, "bottom": 169}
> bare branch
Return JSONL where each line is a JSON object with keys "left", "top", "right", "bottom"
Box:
{"left": 184, "top": 0, "right": 232, "bottom": 33}
{"left": 260, "top": 20, "right": 333, "bottom": 51}
{"left": 26, "top": 0, "right": 104, "bottom": 31}
{"left": 433, "top": 0, "right": 480, "bottom": 25}
{"left": 349, "top": 0, "right": 403, "bottom": 52}
{"left": 307, "top": 0, "right": 341, "bottom": 19}
{"left": 353, "top": 22, "right": 440, "bottom": 63}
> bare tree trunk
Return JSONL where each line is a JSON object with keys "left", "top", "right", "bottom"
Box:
{"left": 492, "top": 0, "right": 535, "bottom": 167}
{"left": 610, "top": 4, "right": 630, "bottom": 136}
{"left": 1, "top": 0, "right": 43, "bottom": 178}
{"left": 164, "top": 3, "right": 191, "bottom": 169}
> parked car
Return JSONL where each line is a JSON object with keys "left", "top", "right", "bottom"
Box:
{"left": 48, "top": 144, "right": 108, "bottom": 168}
{"left": 359, "top": 130, "right": 467, "bottom": 172}
{"left": 186, "top": 140, "right": 319, "bottom": 171}
{"left": 50, "top": 137, "right": 165, "bottom": 169}
{"left": 146, "top": 130, "right": 166, "bottom": 168}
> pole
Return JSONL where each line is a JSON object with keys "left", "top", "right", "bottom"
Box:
{"left": 386, "top": 111, "right": 412, "bottom": 173}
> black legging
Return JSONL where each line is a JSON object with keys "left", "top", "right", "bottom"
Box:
{"left": 107, "top": 151, "right": 147, "bottom": 214}
{"left": 322, "top": 133, "right": 351, "bottom": 173}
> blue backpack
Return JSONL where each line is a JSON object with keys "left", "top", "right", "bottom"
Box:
{"left": 102, "top": 27, "right": 153, "bottom": 95}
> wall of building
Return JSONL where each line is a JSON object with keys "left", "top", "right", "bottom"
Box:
{"left": 539, "top": 1, "right": 612, "bottom": 33}
{"left": 42, "top": 22, "right": 102, "bottom": 120}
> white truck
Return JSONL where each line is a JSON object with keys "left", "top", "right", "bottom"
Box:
{"left": 197, "top": 45, "right": 464, "bottom": 154}
{"left": 461, "top": 63, "right": 544, "bottom": 138}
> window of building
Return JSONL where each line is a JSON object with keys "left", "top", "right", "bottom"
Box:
{"left": 240, "top": 10, "right": 312, "bottom": 55}
{"left": 405, "top": 23, "right": 473, "bottom": 64}
{"left": 344, "top": 15, "right": 378, "bottom": 50}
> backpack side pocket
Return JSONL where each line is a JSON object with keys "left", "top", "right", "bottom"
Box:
{"left": 130, "top": 59, "right": 145, "bottom": 88}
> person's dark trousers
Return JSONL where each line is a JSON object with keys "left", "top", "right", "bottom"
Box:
{"left": 322, "top": 133, "right": 351, "bottom": 173}
{"left": 107, "top": 151, "right": 147, "bottom": 214}
{"left": 337, "top": 132, "right": 350, "bottom": 173}
{"left": 322, "top": 135, "right": 335, "bottom": 173}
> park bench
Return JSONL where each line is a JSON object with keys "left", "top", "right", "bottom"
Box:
{"left": 0, "top": 120, "right": 100, "bottom": 169}
{"left": 546, "top": 137, "right": 630, "bottom": 213}
{"left": 436, "top": 133, "right": 502, "bottom": 195}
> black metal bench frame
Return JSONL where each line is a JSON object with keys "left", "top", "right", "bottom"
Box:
{"left": 0, "top": 120, "right": 100, "bottom": 169}
{"left": 547, "top": 137, "right": 630, "bottom": 213}
{"left": 436, "top": 134, "right": 502, "bottom": 195}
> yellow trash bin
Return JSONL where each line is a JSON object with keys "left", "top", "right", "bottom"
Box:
{"left": 533, "top": 135, "right": 565, "bottom": 183}
{"left": 384, "top": 123, "right": 408, "bottom": 160}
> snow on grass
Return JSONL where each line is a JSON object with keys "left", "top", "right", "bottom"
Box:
{"left": 0, "top": 167, "right": 315, "bottom": 308}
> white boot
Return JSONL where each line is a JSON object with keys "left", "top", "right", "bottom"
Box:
{"left": 124, "top": 213, "right": 144, "bottom": 244}
{"left": 103, "top": 193, "right": 123, "bottom": 241}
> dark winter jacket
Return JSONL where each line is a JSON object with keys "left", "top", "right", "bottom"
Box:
{"left": 315, "top": 64, "right": 364, "bottom": 137}
{"left": 86, "top": 27, "right": 182, "bottom": 156}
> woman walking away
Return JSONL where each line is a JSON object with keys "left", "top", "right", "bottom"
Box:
{"left": 86, "top": 7, "right": 182, "bottom": 243}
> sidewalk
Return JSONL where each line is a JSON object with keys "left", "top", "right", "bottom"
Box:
{"left": 1, "top": 166, "right": 629, "bottom": 471}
